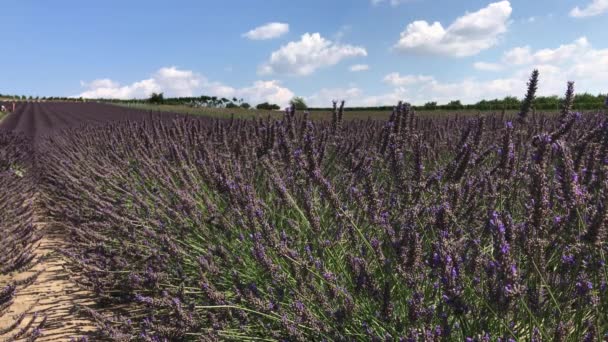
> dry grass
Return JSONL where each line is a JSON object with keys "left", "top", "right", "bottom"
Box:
{"left": 110, "top": 102, "right": 520, "bottom": 121}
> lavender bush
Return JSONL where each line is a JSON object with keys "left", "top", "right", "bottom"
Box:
{"left": 0, "top": 132, "right": 45, "bottom": 340}
{"left": 35, "top": 80, "right": 608, "bottom": 340}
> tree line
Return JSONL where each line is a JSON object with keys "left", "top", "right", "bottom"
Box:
{"left": 308, "top": 93, "right": 608, "bottom": 112}
{"left": 1, "top": 92, "right": 606, "bottom": 112}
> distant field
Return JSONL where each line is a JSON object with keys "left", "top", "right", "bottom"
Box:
{"left": 0, "top": 102, "right": 161, "bottom": 138}
{"left": 112, "top": 102, "right": 284, "bottom": 119}
{"left": 110, "top": 102, "right": 520, "bottom": 120}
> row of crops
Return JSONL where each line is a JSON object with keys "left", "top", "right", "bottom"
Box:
{"left": 0, "top": 132, "right": 45, "bottom": 340}
{"left": 1, "top": 75, "right": 608, "bottom": 340}
{"left": 35, "top": 80, "right": 608, "bottom": 339}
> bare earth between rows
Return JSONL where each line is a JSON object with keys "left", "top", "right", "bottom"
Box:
{"left": 0, "top": 206, "right": 97, "bottom": 341}
{"left": 0, "top": 104, "right": 144, "bottom": 341}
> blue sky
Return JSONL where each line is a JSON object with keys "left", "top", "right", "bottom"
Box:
{"left": 1, "top": 0, "right": 607, "bottom": 106}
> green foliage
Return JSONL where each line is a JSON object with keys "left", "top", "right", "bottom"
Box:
{"left": 45, "top": 102, "right": 608, "bottom": 340}
{"left": 2, "top": 84, "right": 606, "bottom": 112}
{"left": 446, "top": 100, "right": 463, "bottom": 110}
{"left": 290, "top": 96, "right": 308, "bottom": 110}
{"left": 149, "top": 92, "right": 165, "bottom": 104}
{"left": 256, "top": 102, "right": 281, "bottom": 110}
{"left": 423, "top": 102, "right": 437, "bottom": 110}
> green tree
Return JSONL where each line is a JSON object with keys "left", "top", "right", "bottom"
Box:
{"left": 256, "top": 102, "right": 281, "bottom": 110}
{"left": 503, "top": 96, "right": 520, "bottom": 110}
{"left": 423, "top": 102, "right": 437, "bottom": 110}
{"left": 149, "top": 92, "right": 165, "bottom": 104}
{"left": 446, "top": 100, "right": 463, "bottom": 110}
{"left": 290, "top": 96, "right": 307, "bottom": 110}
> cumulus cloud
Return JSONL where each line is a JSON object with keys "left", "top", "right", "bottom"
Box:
{"left": 259, "top": 33, "right": 367, "bottom": 76}
{"left": 476, "top": 38, "right": 591, "bottom": 70}
{"left": 334, "top": 74, "right": 525, "bottom": 106}
{"left": 394, "top": 1, "right": 512, "bottom": 57}
{"left": 305, "top": 87, "right": 364, "bottom": 107}
{"left": 361, "top": 37, "right": 608, "bottom": 107}
{"left": 500, "top": 37, "right": 591, "bottom": 66}
{"left": 350, "top": 64, "right": 370, "bottom": 72}
{"left": 570, "top": 0, "right": 608, "bottom": 17}
{"left": 206, "top": 80, "right": 294, "bottom": 107}
{"left": 79, "top": 67, "right": 201, "bottom": 99}
{"left": 78, "top": 67, "right": 295, "bottom": 106}
{"left": 80, "top": 79, "right": 120, "bottom": 89}
{"left": 407, "top": 76, "right": 524, "bottom": 104}
{"left": 242, "top": 22, "right": 289, "bottom": 40}
{"left": 79, "top": 78, "right": 161, "bottom": 99}
{"left": 524, "top": 37, "right": 590, "bottom": 64}
{"left": 304, "top": 86, "right": 414, "bottom": 108}
{"left": 502, "top": 46, "right": 533, "bottom": 65}
{"left": 473, "top": 62, "right": 504, "bottom": 71}
{"left": 154, "top": 67, "right": 202, "bottom": 97}
{"left": 272, "top": 37, "right": 606, "bottom": 108}
{"left": 383, "top": 73, "right": 434, "bottom": 86}
{"left": 302, "top": 35, "right": 607, "bottom": 107}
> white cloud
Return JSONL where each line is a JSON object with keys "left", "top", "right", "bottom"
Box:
{"left": 570, "top": 0, "right": 608, "bottom": 17}
{"left": 79, "top": 66, "right": 201, "bottom": 99}
{"left": 155, "top": 67, "right": 202, "bottom": 97}
{"left": 78, "top": 67, "right": 295, "bottom": 106}
{"left": 240, "top": 81, "right": 294, "bottom": 106}
{"left": 340, "top": 74, "right": 525, "bottom": 106}
{"left": 305, "top": 86, "right": 414, "bottom": 107}
{"left": 383, "top": 73, "right": 434, "bottom": 86}
{"left": 501, "top": 37, "right": 590, "bottom": 66}
{"left": 80, "top": 79, "right": 120, "bottom": 89}
{"left": 79, "top": 78, "right": 161, "bottom": 99}
{"left": 479, "top": 39, "right": 591, "bottom": 73}
{"left": 259, "top": 33, "right": 367, "bottom": 76}
{"left": 242, "top": 22, "right": 289, "bottom": 40}
{"left": 350, "top": 64, "right": 370, "bottom": 72}
{"left": 502, "top": 46, "right": 533, "bottom": 65}
{"left": 415, "top": 76, "right": 524, "bottom": 104}
{"left": 304, "top": 76, "right": 520, "bottom": 107}
{"left": 207, "top": 80, "right": 295, "bottom": 107}
{"left": 357, "top": 36, "right": 608, "bottom": 107}
{"left": 473, "top": 62, "right": 504, "bottom": 71}
{"left": 394, "top": 1, "right": 512, "bottom": 57}
{"left": 530, "top": 37, "right": 590, "bottom": 64}
{"left": 305, "top": 87, "right": 364, "bottom": 107}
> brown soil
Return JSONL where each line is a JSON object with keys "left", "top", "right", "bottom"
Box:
{"left": 0, "top": 102, "right": 160, "bottom": 341}
{"left": 0, "top": 222, "right": 97, "bottom": 341}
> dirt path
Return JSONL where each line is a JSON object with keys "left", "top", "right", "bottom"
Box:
{"left": 0, "top": 218, "right": 97, "bottom": 341}
{"left": 0, "top": 103, "right": 161, "bottom": 341}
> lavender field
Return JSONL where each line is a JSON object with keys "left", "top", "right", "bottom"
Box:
{"left": 1, "top": 75, "right": 608, "bottom": 340}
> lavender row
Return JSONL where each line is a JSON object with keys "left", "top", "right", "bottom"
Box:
{"left": 38, "top": 82, "right": 608, "bottom": 340}
{"left": 0, "top": 132, "right": 45, "bottom": 341}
